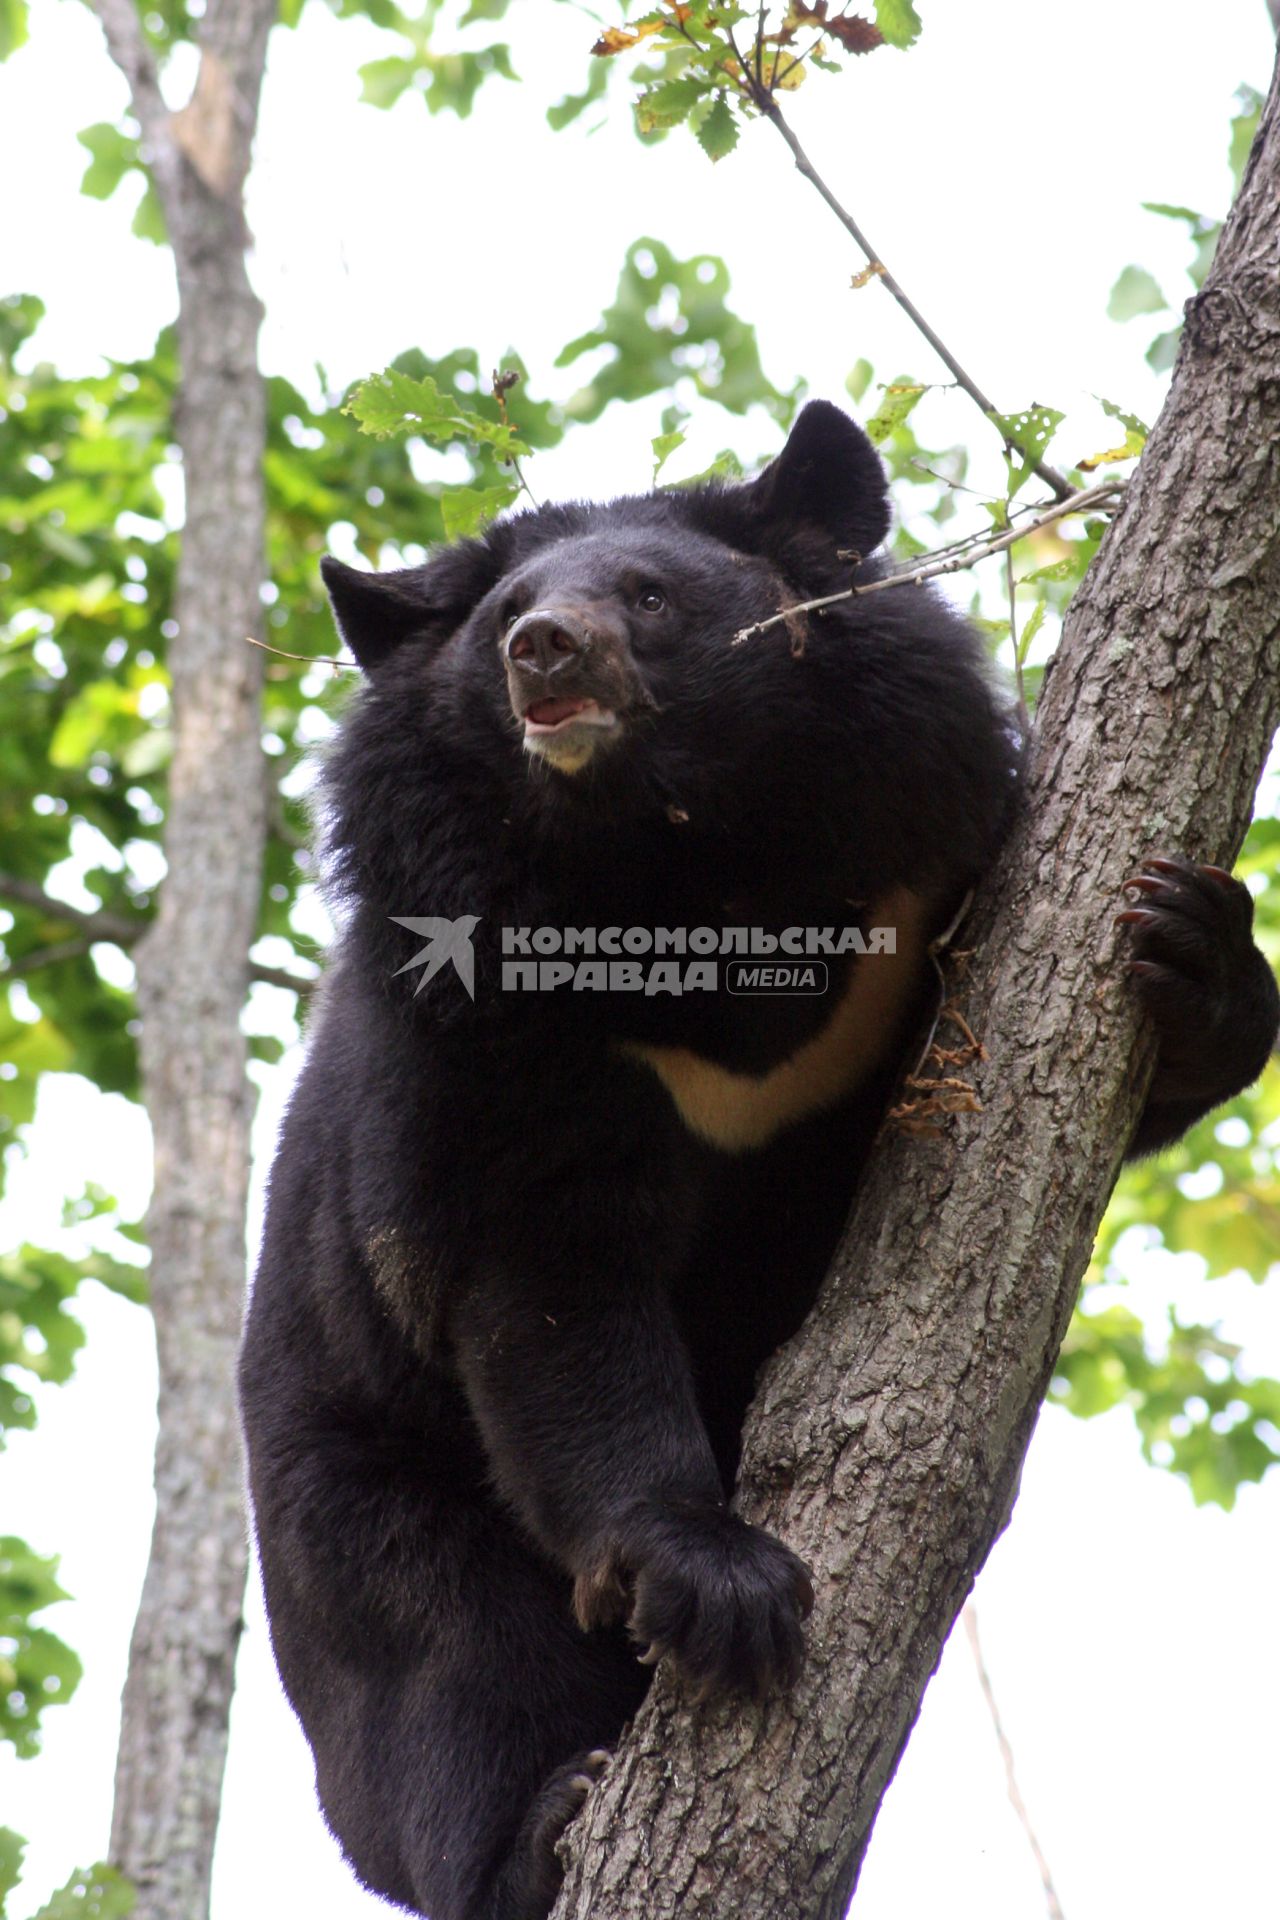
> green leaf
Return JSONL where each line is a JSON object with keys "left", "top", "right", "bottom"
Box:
{"left": 1098, "top": 395, "right": 1149, "bottom": 440}
{"left": 360, "top": 45, "right": 516, "bottom": 119}
{"left": 0, "top": 1538, "right": 83, "bottom": 1759}
{"left": 692, "top": 94, "right": 738, "bottom": 162}
{"left": 76, "top": 123, "right": 138, "bottom": 202}
{"left": 26, "top": 1865, "right": 134, "bottom": 1920}
{"left": 0, "top": 0, "right": 28, "bottom": 60}
{"left": 0, "top": 1829, "right": 25, "bottom": 1910}
{"left": 874, "top": 0, "right": 922, "bottom": 49}
{"left": 1140, "top": 200, "right": 1206, "bottom": 225}
{"left": 845, "top": 359, "right": 874, "bottom": 405}
{"left": 865, "top": 381, "right": 926, "bottom": 446}
{"left": 439, "top": 481, "right": 520, "bottom": 540}
{"left": 358, "top": 55, "right": 414, "bottom": 109}
{"left": 670, "top": 447, "right": 745, "bottom": 487}
{"left": 989, "top": 404, "right": 1064, "bottom": 501}
{"left": 1014, "top": 597, "right": 1045, "bottom": 668}
{"left": 1145, "top": 326, "right": 1180, "bottom": 373}
{"left": 131, "top": 182, "right": 167, "bottom": 246}
{"left": 1106, "top": 264, "right": 1167, "bottom": 323}
{"left": 554, "top": 237, "right": 797, "bottom": 426}
{"left": 635, "top": 75, "right": 707, "bottom": 135}
{"left": 1228, "top": 84, "right": 1263, "bottom": 189}
{"left": 547, "top": 58, "right": 609, "bottom": 132}
{"left": 1140, "top": 201, "right": 1220, "bottom": 287}
{"left": 1077, "top": 395, "right": 1149, "bottom": 472}
{"left": 651, "top": 412, "right": 688, "bottom": 482}
{"left": 344, "top": 369, "right": 531, "bottom": 457}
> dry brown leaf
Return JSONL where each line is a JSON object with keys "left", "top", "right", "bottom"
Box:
{"left": 827, "top": 13, "right": 884, "bottom": 52}
{"left": 591, "top": 27, "right": 640, "bottom": 55}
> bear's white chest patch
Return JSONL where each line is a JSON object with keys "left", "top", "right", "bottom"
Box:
{"left": 623, "top": 888, "right": 931, "bottom": 1153}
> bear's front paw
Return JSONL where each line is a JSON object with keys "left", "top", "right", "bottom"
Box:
{"left": 1116, "top": 855, "right": 1279, "bottom": 1105}
{"left": 620, "top": 1501, "right": 813, "bottom": 1703}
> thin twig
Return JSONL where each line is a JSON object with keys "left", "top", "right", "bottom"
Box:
{"left": 492, "top": 370, "right": 540, "bottom": 509}
{"left": 733, "top": 481, "right": 1122, "bottom": 643}
{"left": 964, "top": 1606, "right": 1068, "bottom": 1920}
{"left": 743, "top": 76, "right": 1073, "bottom": 501}
{"left": 911, "top": 887, "right": 974, "bottom": 1077}
{"left": 908, "top": 456, "right": 993, "bottom": 501}
{"left": 245, "top": 635, "right": 356, "bottom": 671}
{"left": 0, "top": 872, "right": 318, "bottom": 995}
{"left": 1007, "top": 543, "right": 1028, "bottom": 724}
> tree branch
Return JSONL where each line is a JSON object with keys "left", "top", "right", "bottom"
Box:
{"left": 87, "top": 0, "right": 186, "bottom": 212}
{"left": 0, "top": 873, "right": 316, "bottom": 996}
{"left": 1, "top": 937, "right": 98, "bottom": 980}
{"left": 90, "top": 0, "right": 167, "bottom": 135}
{"left": 0, "top": 872, "right": 139, "bottom": 946}
{"left": 553, "top": 44, "right": 1280, "bottom": 1920}
{"left": 248, "top": 961, "right": 318, "bottom": 997}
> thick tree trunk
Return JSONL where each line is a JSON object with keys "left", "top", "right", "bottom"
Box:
{"left": 90, "top": 0, "right": 274, "bottom": 1913}
{"left": 554, "top": 46, "right": 1280, "bottom": 1920}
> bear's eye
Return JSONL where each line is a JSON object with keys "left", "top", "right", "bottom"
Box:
{"left": 636, "top": 587, "right": 667, "bottom": 615}
{"left": 502, "top": 608, "right": 522, "bottom": 633}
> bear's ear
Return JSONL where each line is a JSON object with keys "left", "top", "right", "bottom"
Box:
{"left": 320, "top": 542, "right": 502, "bottom": 672}
{"left": 743, "top": 400, "right": 890, "bottom": 560}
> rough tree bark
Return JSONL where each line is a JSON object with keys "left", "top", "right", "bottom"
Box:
{"left": 88, "top": 0, "right": 274, "bottom": 1913}
{"left": 555, "top": 46, "right": 1280, "bottom": 1920}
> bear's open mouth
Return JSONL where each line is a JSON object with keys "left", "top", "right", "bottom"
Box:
{"left": 523, "top": 697, "right": 619, "bottom": 737}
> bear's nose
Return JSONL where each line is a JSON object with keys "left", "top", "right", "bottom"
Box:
{"left": 505, "top": 610, "right": 588, "bottom": 676}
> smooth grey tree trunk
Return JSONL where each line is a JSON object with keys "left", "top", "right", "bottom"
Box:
{"left": 554, "top": 44, "right": 1280, "bottom": 1920}
{"left": 89, "top": 0, "right": 274, "bottom": 1913}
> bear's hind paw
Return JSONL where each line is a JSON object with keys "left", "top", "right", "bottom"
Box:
{"left": 495, "top": 1750, "right": 612, "bottom": 1920}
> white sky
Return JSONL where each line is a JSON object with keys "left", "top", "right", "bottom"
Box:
{"left": 1, "top": 1, "right": 1279, "bottom": 1916}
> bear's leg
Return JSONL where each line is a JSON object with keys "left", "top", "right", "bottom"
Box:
{"left": 248, "top": 1379, "right": 646, "bottom": 1920}
{"left": 382, "top": 1535, "right": 645, "bottom": 1920}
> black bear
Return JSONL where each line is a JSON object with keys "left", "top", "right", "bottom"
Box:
{"left": 238, "top": 401, "right": 1279, "bottom": 1920}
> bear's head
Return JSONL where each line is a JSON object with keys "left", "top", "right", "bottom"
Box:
{"left": 320, "top": 400, "right": 894, "bottom": 784}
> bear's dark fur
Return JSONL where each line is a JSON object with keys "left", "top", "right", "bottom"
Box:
{"left": 239, "top": 402, "right": 1279, "bottom": 1920}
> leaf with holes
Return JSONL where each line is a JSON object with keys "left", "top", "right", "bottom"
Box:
{"left": 989, "top": 404, "right": 1064, "bottom": 501}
